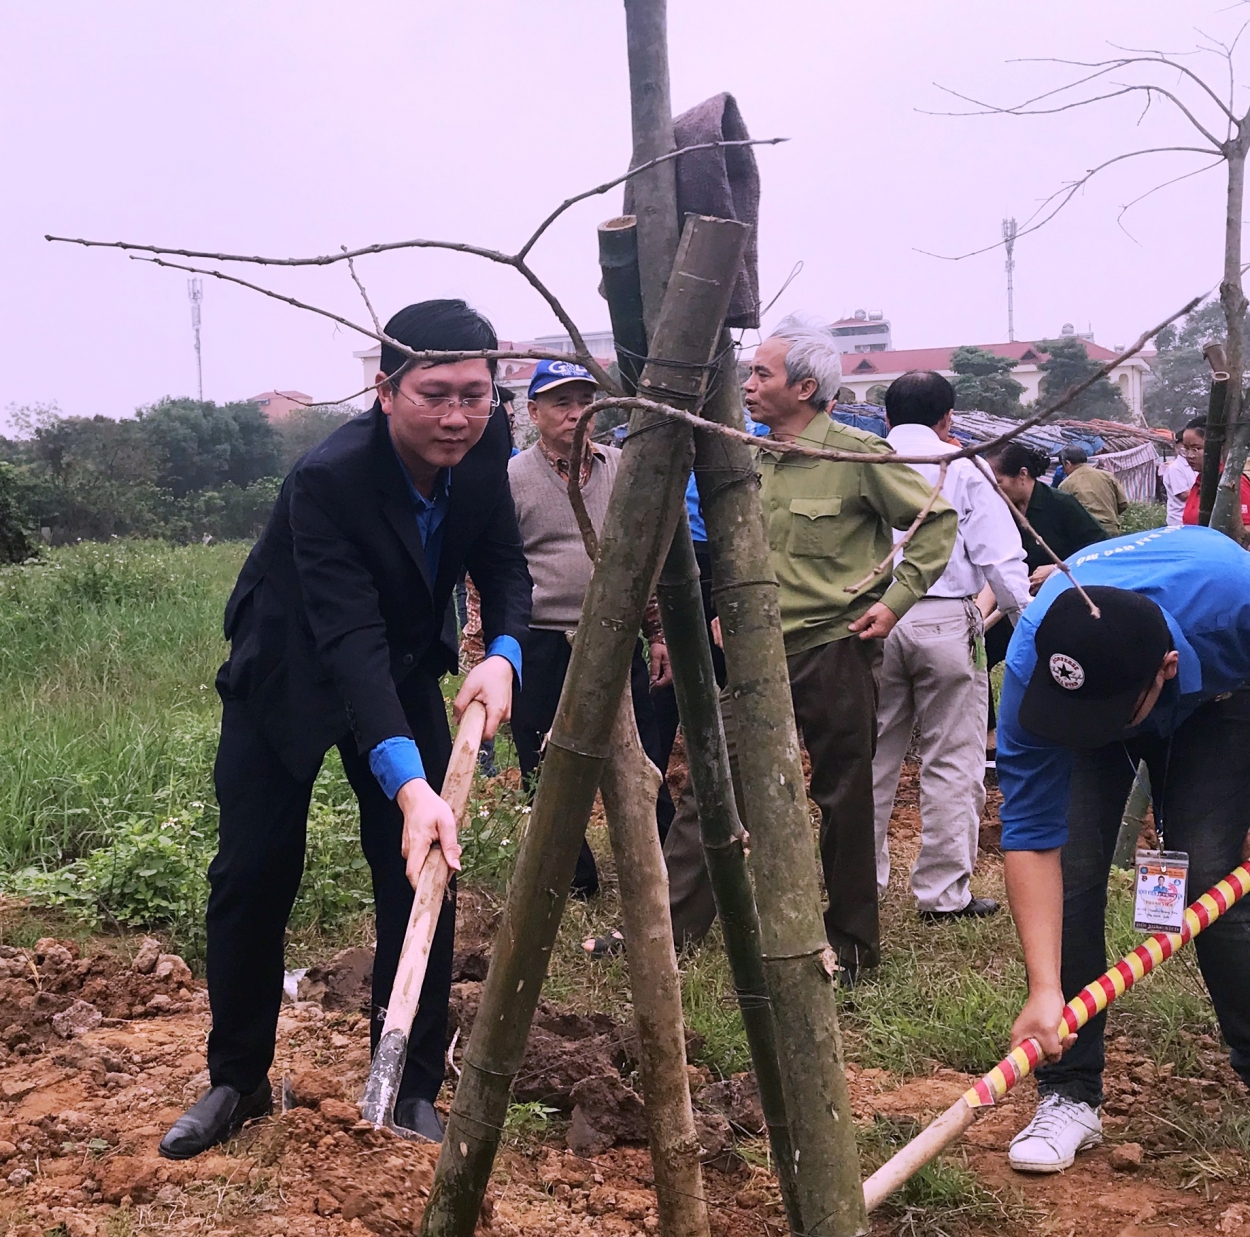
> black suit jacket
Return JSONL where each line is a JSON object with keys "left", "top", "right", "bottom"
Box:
{"left": 219, "top": 404, "right": 532, "bottom": 780}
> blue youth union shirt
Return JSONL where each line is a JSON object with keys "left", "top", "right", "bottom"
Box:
{"left": 997, "top": 525, "right": 1250, "bottom": 852}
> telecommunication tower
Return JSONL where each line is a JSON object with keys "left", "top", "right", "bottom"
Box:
{"left": 1002, "top": 217, "right": 1018, "bottom": 343}
{"left": 187, "top": 278, "right": 204, "bottom": 401}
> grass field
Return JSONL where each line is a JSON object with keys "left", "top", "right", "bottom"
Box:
{"left": 0, "top": 537, "right": 1242, "bottom": 1203}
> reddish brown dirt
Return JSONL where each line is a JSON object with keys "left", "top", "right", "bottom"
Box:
{"left": 0, "top": 782, "right": 1243, "bottom": 1236}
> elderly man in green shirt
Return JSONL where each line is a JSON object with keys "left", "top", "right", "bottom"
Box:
{"left": 743, "top": 321, "right": 957, "bottom": 980}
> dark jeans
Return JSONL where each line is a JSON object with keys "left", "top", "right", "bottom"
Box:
{"left": 207, "top": 677, "right": 455, "bottom": 1103}
{"left": 787, "top": 636, "right": 882, "bottom": 970}
{"left": 511, "top": 628, "right": 675, "bottom": 896}
{"left": 1037, "top": 688, "right": 1250, "bottom": 1106}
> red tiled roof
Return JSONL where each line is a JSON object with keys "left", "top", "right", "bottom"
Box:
{"left": 836, "top": 340, "right": 1123, "bottom": 377}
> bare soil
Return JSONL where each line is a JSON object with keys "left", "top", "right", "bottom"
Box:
{"left": 0, "top": 766, "right": 1243, "bottom": 1236}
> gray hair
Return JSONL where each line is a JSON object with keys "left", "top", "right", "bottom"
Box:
{"left": 767, "top": 314, "right": 844, "bottom": 411}
{"left": 1058, "top": 444, "right": 1088, "bottom": 468}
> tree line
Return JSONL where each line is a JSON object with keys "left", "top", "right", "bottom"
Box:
{"left": 0, "top": 399, "right": 357, "bottom": 562}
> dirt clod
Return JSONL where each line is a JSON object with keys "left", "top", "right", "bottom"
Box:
{"left": 131, "top": 937, "right": 161, "bottom": 975}
{"left": 298, "top": 946, "right": 374, "bottom": 1011}
{"left": 51, "top": 1000, "right": 102, "bottom": 1039}
{"left": 567, "top": 1074, "right": 648, "bottom": 1157}
{"left": 286, "top": 1068, "right": 345, "bottom": 1108}
{"left": 1109, "top": 1141, "right": 1144, "bottom": 1171}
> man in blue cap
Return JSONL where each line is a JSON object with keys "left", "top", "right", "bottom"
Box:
{"left": 508, "top": 359, "right": 673, "bottom": 905}
{"left": 997, "top": 525, "right": 1250, "bottom": 1173}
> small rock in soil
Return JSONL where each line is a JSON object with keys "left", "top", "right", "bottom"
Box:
{"left": 131, "top": 937, "right": 161, "bottom": 975}
{"left": 52, "top": 1000, "right": 103, "bottom": 1039}
{"left": 567, "top": 1073, "right": 648, "bottom": 1157}
{"left": 7, "top": 1166, "right": 32, "bottom": 1187}
{"left": 1109, "top": 1142, "right": 1144, "bottom": 1171}
{"left": 153, "top": 954, "right": 192, "bottom": 985}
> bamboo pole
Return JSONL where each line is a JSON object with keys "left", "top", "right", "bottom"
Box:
{"left": 863, "top": 862, "right": 1250, "bottom": 1212}
{"left": 694, "top": 339, "right": 867, "bottom": 1236}
{"left": 599, "top": 213, "right": 802, "bottom": 1228}
{"left": 656, "top": 515, "right": 803, "bottom": 1231}
{"left": 624, "top": 0, "right": 679, "bottom": 335}
{"left": 600, "top": 690, "right": 709, "bottom": 1237}
{"left": 419, "top": 214, "right": 749, "bottom": 1237}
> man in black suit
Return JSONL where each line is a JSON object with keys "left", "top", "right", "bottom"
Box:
{"left": 159, "top": 300, "right": 531, "bottom": 1158}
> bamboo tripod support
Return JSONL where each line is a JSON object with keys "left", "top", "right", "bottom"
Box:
{"left": 862, "top": 862, "right": 1250, "bottom": 1212}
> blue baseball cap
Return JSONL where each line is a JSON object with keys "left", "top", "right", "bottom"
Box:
{"left": 528, "top": 358, "right": 597, "bottom": 400}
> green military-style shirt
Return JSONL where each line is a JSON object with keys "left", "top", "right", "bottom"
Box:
{"left": 757, "top": 412, "right": 958, "bottom": 655}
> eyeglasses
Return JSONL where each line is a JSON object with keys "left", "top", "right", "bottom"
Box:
{"left": 404, "top": 392, "right": 500, "bottom": 420}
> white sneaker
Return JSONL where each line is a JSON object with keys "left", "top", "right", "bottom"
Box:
{"left": 1008, "top": 1093, "right": 1102, "bottom": 1173}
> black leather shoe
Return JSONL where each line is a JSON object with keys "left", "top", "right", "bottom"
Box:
{"left": 920, "top": 897, "right": 1001, "bottom": 922}
{"left": 393, "top": 1098, "right": 445, "bottom": 1142}
{"left": 159, "top": 1079, "right": 273, "bottom": 1160}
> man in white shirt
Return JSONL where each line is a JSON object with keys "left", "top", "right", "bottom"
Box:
{"left": 872, "top": 371, "right": 1033, "bottom": 917}
{"left": 1162, "top": 418, "right": 1203, "bottom": 527}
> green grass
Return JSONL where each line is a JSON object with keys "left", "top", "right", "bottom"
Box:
{"left": 1121, "top": 501, "right": 1166, "bottom": 534}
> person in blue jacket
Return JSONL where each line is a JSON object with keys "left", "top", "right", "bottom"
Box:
{"left": 997, "top": 525, "right": 1250, "bottom": 1173}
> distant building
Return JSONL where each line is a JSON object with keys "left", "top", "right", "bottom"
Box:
{"left": 827, "top": 310, "right": 892, "bottom": 353}
{"left": 836, "top": 330, "right": 1148, "bottom": 421}
{"left": 249, "top": 390, "right": 314, "bottom": 421}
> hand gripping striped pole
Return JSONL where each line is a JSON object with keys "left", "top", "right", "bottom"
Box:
{"left": 863, "top": 862, "right": 1250, "bottom": 1213}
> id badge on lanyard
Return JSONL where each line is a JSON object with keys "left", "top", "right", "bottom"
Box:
{"left": 1133, "top": 850, "right": 1189, "bottom": 933}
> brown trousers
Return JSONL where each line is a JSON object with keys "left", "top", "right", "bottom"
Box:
{"left": 665, "top": 635, "right": 882, "bottom": 969}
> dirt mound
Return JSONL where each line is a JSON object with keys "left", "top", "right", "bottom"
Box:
{"left": 0, "top": 937, "right": 199, "bottom": 1062}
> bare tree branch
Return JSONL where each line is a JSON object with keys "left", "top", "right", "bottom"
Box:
{"left": 515, "top": 136, "right": 787, "bottom": 261}
{"left": 1116, "top": 157, "right": 1227, "bottom": 236}
{"left": 127, "top": 254, "right": 621, "bottom": 393}
{"left": 915, "top": 147, "right": 1218, "bottom": 262}
{"left": 846, "top": 460, "right": 950, "bottom": 595}
{"left": 566, "top": 406, "right": 600, "bottom": 562}
{"left": 343, "top": 247, "right": 381, "bottom": 335}
{"left": 969, "top": 454, "right": 1101, "bottom": 616}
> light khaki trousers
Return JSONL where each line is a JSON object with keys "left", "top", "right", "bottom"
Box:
{"left": 872, "top": 597, "right": 987, "bottom": 913}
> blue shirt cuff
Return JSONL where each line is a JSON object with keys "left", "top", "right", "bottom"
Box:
{"left": 369, "top": 736, "right": 426, "bottom": 799}
{"left": 485, "top": 635, "right": 523, "bottom": 687}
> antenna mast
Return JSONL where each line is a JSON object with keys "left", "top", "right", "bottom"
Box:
{"left": 1002, "top": 217, "right": 1017, "bottom": 343}
{"left": 187, "top": 278, "right": 204, "bottom": 401}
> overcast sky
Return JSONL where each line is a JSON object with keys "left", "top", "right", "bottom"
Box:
{"left": 0, "top": 1, "right": 1243, "bottom": 423}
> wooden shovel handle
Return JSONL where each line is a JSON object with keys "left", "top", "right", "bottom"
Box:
{"left": 379, "top": 700, "right": 487, "bottom": 1040}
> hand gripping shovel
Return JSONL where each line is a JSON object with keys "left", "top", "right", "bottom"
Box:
{"left": 359, "top": 700, "right": 486, "bottom": 1135}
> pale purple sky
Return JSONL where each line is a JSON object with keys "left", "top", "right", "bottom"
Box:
{"left": 0, "top": 1, "right": 1242, "bottom": 423}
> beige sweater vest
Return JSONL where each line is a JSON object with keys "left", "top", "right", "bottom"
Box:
{"left": 507, "top": 443, "right": 621, "bottom": 630}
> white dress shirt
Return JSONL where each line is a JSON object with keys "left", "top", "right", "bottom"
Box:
{"left": 1162, "top": 457, "right": 1196, "bottom": 527}
{"left": 887, "top": 422, "right": 1032, "bottom": 618}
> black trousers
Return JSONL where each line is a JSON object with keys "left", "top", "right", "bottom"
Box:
{"left": 206, "top": 674, "right": 455, "bottom": 1103}
{"left": 511, "top": 628, "right": 675, "bottom": 896}
{"left": 1036, "top": 688, "right": 1250, "bottom": 1106}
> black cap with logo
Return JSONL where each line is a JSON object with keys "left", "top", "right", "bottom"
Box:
{"left": 1019, "top": 586, "right": 1173, "bottom": 749}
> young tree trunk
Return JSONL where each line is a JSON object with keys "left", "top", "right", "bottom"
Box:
{"left": 1212, "top": 143, "right": 1250, "bottom": 540}
{"left": 600, "top": 691, "right": 709, "bottom": 1237}
{"left": 624, "top": 0, "right": 679, "bottom": 334}
{"left": 656, "top": 517, "right": 804, "bottom": 1231}
{"left": 419, "top": 214, "right": 749, "bottom": 1237}
{"left": 693, "top": 336, "right": 867, "bottom": 1237}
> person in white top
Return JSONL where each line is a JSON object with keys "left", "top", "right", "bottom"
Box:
{"left": 1161, "top": 418, "right": 1203, "bottom": 526}
{"left": 872, "top": 371, "right": 1033, "bottom": 918}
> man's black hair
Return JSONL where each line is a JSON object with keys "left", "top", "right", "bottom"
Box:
{"left": 1058, "top": 444, "right": 1088, "bottom": 468}
{"left": 985, "top": 440, "right": 1048, "bottom": 479}
{"left": 884, "top": 370, "right": 955, "bottom": 428}
{"left": 1183, "top": 415, "right": 1207, "bottom": 436}
{"left": 379, "top": 299, "right": 498, "bottom": 390}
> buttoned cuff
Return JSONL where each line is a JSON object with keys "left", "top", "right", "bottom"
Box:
{"left": 485, "top": 635, "right": 522, "bottom": 686}
{"left": 880, "top": 580, "right": 924, "bottom": 622}
{"left": 369, "top": 736, "right": 425, "bottom": 799}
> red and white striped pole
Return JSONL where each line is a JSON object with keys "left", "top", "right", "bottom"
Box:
{"left": 863, "top": 862, "right": 1250, "bottom": 1212}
